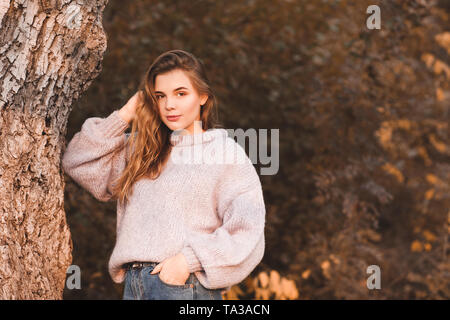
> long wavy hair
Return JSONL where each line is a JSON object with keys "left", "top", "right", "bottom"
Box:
{"left": 110, "top": 50, "right": 222, "bottom": 205}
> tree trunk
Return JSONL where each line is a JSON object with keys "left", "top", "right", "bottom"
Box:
{"left": 0, "top": 0, "right": 108, "bottom": 299}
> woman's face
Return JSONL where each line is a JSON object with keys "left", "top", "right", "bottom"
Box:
{"left": 155, "top": 69, "right": 208, "bottom": 135}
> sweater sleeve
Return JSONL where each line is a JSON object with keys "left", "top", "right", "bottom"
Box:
{"left": 61, "top": 110, "right": 130, "bottom": 202}
{"left": 180, "top": 143, "right": 266, "bottom": 289}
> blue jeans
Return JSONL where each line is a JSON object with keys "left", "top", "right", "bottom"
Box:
{"left": 122, "top": 262, "right": 224, "bottom": 300}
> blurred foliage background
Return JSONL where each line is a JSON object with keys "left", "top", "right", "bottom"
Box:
{"left": 62, "top": 0, "right": 449, "bottom": 299}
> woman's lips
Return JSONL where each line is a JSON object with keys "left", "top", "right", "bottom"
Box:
{"left": 167, "top": 115, "right": 181, "bottom": 122}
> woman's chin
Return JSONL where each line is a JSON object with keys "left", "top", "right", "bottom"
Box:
{"left": 168, "top": 124, "right": 187, "bottom": 133}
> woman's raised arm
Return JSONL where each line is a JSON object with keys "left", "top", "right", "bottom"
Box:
{"left": 61, "top": 110, "right": 130, "bottom": 202}
{"left": 61, "top": 91, "right": 142, "bottom": 202}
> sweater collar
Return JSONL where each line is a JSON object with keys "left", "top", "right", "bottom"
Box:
{"left": 170, "top": 128, "right": 228, "bottom": 147}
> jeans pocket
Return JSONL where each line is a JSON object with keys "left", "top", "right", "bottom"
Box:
{"left": 156, "top": 273, "right": 192, "bottom": 289}
{"left": 142, "top": 268, "right": 193, "bottom": 300}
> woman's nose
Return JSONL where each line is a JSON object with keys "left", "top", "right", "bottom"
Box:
{"left": 164, "top": 98, "right": 176, "bottom": 110}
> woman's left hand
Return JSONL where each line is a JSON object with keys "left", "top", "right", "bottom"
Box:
{"left": 150, "top": 252, "right": 190, "bottom": 286}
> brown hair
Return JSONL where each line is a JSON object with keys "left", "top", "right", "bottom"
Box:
{"left": 110, "top": 50, "right": 222, "bottom": 205}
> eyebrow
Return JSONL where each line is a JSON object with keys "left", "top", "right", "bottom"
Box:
{"left": 155, "top": 87, "right": 189, "bottom": 94}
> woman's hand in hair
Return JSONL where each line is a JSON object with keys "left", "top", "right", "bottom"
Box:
{"left": 118, "top": 90, "right": 144, "bottom": 123}
{"left": 150, "top": 252, "right": 191, "bottom": 286}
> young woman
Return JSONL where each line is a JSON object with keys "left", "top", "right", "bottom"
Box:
{"left": 62, "top": 50, "right": 266, "bottom": 300}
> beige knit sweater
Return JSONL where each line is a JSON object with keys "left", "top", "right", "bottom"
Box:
{"left": 61, "top": 110, "right": 266, "bottom": 290}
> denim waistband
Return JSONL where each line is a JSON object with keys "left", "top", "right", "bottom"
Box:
{"left": 124, "top": 261, "right": 159, "bottom": 270}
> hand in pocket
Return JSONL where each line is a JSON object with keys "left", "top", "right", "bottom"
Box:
{"left": 150, "top": 253, "right": 190, "bottom": 286}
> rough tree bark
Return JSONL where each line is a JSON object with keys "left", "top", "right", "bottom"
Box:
{"left": 0, "top": 0, "right": 108, "bottom": 299}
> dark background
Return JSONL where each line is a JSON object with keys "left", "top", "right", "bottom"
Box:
{"left": 63, "top": 0, "right": 449, "bottom": 299}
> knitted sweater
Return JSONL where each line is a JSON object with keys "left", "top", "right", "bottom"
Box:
{"left": 61, "top": 110, "right": 266, "bottom": 290}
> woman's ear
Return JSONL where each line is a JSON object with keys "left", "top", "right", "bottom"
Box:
{"left": 200, "top": 94, "right": 208, "bottom": 106}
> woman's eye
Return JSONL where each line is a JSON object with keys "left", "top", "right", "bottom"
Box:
{"left": 156, "top": 93, "right": 185, "bottom": 99}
